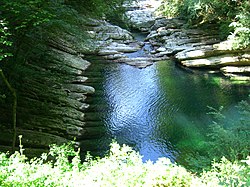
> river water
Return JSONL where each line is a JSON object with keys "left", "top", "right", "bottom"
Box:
{"left": 82, "top": 56, "right": 249, "bottom": 163}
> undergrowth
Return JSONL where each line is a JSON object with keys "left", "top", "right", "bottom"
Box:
{"left": 0, "top": 137, "right": 249, "bottom": 187}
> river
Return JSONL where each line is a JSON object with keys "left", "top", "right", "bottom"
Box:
{"left": 82, "top": 55, "right": 249, "bottom": 163}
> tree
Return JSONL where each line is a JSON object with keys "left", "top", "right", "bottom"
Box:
{"left": 0, "top": 20, "right": 16, "bottom": 152}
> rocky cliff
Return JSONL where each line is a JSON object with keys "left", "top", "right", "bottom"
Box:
{"left": 0, "top": 16, "right": 136, "bottom": 156}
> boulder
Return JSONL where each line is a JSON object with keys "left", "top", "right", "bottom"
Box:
{"left": 151, "top": 18, "right": 185, "bottom": 30}
{"left": 94, "top": 21, "right": 134, "bottom": 42}
{"left": 126, "top": 9, "right": 155, "bottom": 31}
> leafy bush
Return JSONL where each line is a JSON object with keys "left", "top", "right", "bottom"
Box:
{"left": 201, "top": 157, "right": 250, "bottom": 187}
{"left": 228, "top": 1, "right": 250, "bottom": 49}
{"left": 0, "top": 138, "right": 249, "bottom": 187}
{"left": 157, "top": 0, "right": 183, "bottom": 18}
{"left": 183, "top": 97, "right": 250, "bottom": 174}
{"left": 207, "top": 99, "right": 250, "bottom": 162}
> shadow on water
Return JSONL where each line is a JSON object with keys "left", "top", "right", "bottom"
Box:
{"left": 82, "top": 57, "right": 249, "bottom": 163}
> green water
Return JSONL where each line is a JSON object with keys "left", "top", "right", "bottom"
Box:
{"left": 83, "top": 58, "right": 249, "bottom": 163}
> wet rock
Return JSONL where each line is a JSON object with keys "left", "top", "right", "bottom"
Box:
{"left": 226, "top": 74, "right": 250, "bottom": 82}
{"left": 126, "top": 9, "right": 155, "bottom": 31}
{"left": 221, "top": 66, "right": 250, "bottom": 74}
{"left": 106, "top": 42, "right": 141, "bottom": 53}
{"left": 78, "top": 126, "right": 106, "bottom": 139}
{"left": 156, "top": 47, "right": 167, "bottom": 52}
{"left": 125, "top": 0, "right": 161, "bottom": 32}
{"left": 64, "top": 84, "right": 95, "bottom": 94}
{"left": 105, "top": 53, "right": 127, "bottom": 60}
{"left": 220, "top": 66, "right": 250, "bottom": 81}
{"left": 180, "top": 53, "right": 250, "bottom": 68}
{"left": 0, "top": 17, "right": 107, "bottom": 155}
{"left": 98, "top": 49, "right": 120, "bottom": 55}
{"left": 154, "top": 50, "right": 174, "bottom": 57}
{"left": 144, "top": 13, "right": 250, "bottom": 80}
{"left": 93, "top": 21, "right": 134, "bottom": 42}
{"left": 51, "top": 49, "right": 91, "bottom": 71}
{"left": 113, "top": 56, "right": 169, "bottom": 68}
{"left": 0, "top": 128, "right": 69, "bottom": 149}
{"left": 127, "top": 60, "right": 154, "bottom": 68}
{"left": 151, "top": 17, "right": 185, "bottom": 30}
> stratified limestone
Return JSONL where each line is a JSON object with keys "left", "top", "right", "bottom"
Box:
{"left": 179, "top": 53, "right": 250, "bottom": 68}
{"left": 145, "top": 16, "right": 250, "bottom": 80}
{"left": 0, "top": 16, "right": 103, "bottom": 154}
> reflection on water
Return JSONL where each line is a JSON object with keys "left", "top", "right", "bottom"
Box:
{"left": 84, "top": 58, "right": 249, "bottom": 162}
{"left": 103, "top": 63, "right": 177, "bottom": 161}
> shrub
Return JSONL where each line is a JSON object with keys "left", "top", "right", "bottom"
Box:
{"left": 183, "top": 97, "right": 250, "bottom": 174}
{"left": 207, "top": 99, "right": 250, "bottom": 162}
{"left": 228, "top": 1, "right": 250, "bottom": 49}
{"left": 0, "top": 139, "right": 249, "bottom": 186}
{"left": 156, "top": 0, "right": 183, "bottom": 18}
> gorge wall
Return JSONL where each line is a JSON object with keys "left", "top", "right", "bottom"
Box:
{"left": 0, "top": 0, "right": 249, "bottom": 156}
{"left": 0, "top": 16, "right": 136, "bottom": 156}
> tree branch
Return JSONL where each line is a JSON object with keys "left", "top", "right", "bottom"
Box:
{"left": 0, "top": 69, "right": 17, "bottom": 152}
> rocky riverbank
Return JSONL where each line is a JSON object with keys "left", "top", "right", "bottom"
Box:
{"left": 95, "top": 0, "right": 250, "bottom": 81}
{"left": 118, "top": 1, "right": 250, "bottom": 83}
{"left": 0, "top": 17, "right": 139, "bottom": 155}
{"left": 147, "top": 18, "right": 250, "bottom": 81}
{"left": 0, "top": 0, "right": 249, "bottom": 157}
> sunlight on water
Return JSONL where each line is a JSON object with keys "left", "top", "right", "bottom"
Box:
{"left": 103, "top": 64, "right": 177, "bottom": 161}
{"left": 84, "top": 58, "right": 249, "bottom": 162}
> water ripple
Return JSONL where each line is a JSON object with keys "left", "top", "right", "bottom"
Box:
{"left": 85, "top": 58, "right": 249, "bottom": 163}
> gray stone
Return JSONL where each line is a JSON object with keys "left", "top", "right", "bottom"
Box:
{"left": 105, "top": 53, "right": 127, "bottom": 60}
{"left": 126, "top": 10, "right": 155, "bottom": 31}
{"left": 98, "top": 49, "right": 120, "bottom": 55}
{"left": 151, "top": 18, "right": 185, "bottom": 30}
{"left": 180, "top": 53, "right": 250, "bottom": 68}
{"left": 156, "top": 47, "right": 167, "bottom": 52}
{"left": 64, "top": 84, "right": 95, "bottom": 94}
{"left": 106, "top": 42, "right": 141, "bottom": 53}
{"left": 220, "top": 66, "right": 250, "bottom": 74}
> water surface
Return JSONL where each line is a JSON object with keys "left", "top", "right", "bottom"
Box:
{"left": 83, "top": 58, "right": 249, "bottom": 162}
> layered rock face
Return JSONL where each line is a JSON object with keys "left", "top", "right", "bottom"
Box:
{"left": 125, "top": 0, "right": 161, "bottom": 32}
{"left": 123, "top": 0, "right": 250, "bottom": 81}
{"left": 0, "top": 0, "right": 249, "bottom": 156}
{"left": 0, "top": 18, "right": 139, "bottom": 155}
{"left": 147, "top": 17, "right": 250, "bottom": 81}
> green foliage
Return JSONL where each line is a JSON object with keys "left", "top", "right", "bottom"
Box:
{"left": 0, "top": 141, "right": 249, "bottom": 186}
{"left": 157, "top": 0, "right": 250, "bottom": 48}
{"left": 156, "top": 0, "right": 182, "bottom": 18}
{"left": 207, "top": 99, "right": 250, "bottom": 162}
{"left": 201, "top": 157, "right": 250, "bottom": 187}
{"left": 184, "top": 98, "right": 250, "bottom": 173}
{"left": 0, "top": 20, "right": 12, "bottom": 62}
{"left": 0, "top": 0, "right": 55, "bottom": 38}
{"left": 65, "top": 0, "right": 130, "bottom": 28}
{"left": 229, "top": 1, "right": 250, "bottom": 49}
